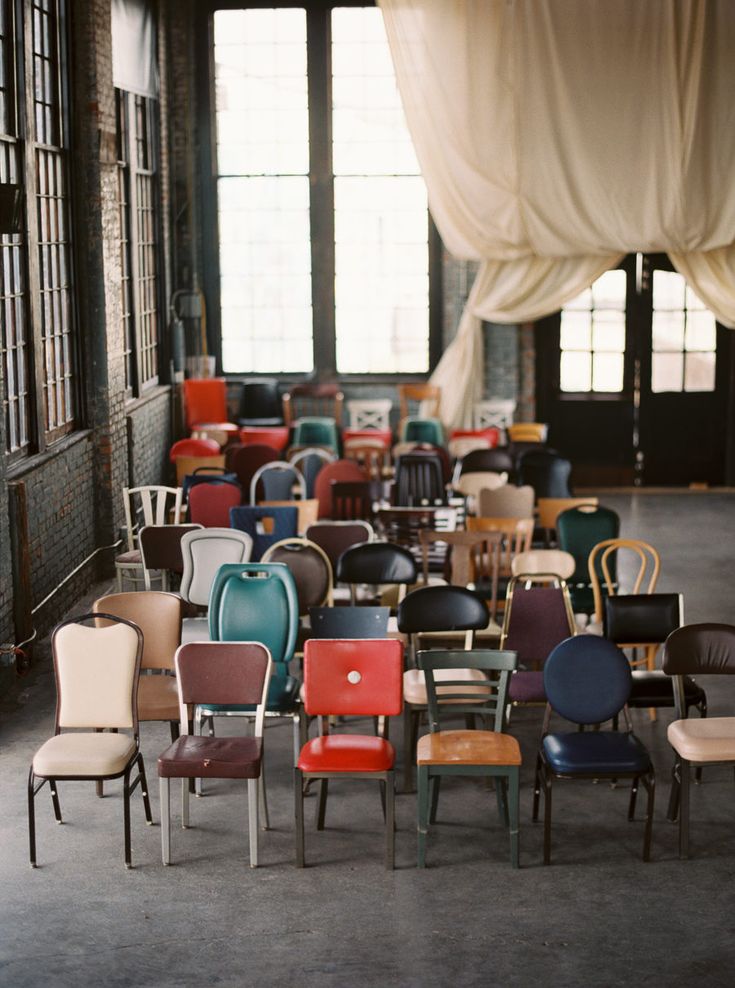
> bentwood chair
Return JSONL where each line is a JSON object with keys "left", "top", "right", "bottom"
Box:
{"left": 28, "top": 614, "right": 152, "bottom": 868}
{"left": 588, "top": 538, "right": 660, "bottom": 638}
{"left": 157, "top": 642, "right": 272, "bottom": 868}
{"left": 663, "top": 623, "right": 735, "bottom": 858}
{"left": 295, "top": 638, "right": 403, "bottom": 869}
{"left": 533, "top": 635, "right": 655, "bottom": 864}
{"left": 416, "top": 649, "right": 521, "bottom": 868}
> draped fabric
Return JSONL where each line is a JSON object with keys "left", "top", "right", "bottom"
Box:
{"left": 379, "top": 0, "right": 735, "bottom": 428}
{"left": 111, "top": 0, "right": 159, "bottom": 98}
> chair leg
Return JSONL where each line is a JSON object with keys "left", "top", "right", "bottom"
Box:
{"left": 181, "top": 777, "right": 190, "bottom": 829}
{"left": 532, "top": 752, "right": 543, "bottom": 821}
{"left": 642, "top": 771, "right": 655, "bottom": 862}
{"left": 295, "top": 769, "right": 305, "bottom": 867}
{"left": 403, "top": 705, "right": 413, "bottom": 793}
{"left": 628, "top": 776, "right": 639, "bottom": 821}
{"left": 137, "top": 754, "right": 153, "bottom": 825}
{"left": 667, "top": 758, "right": 681, "bottom": 822}
{"left": 28, "top": 769, "right": 37, "bottom": 868}
{"left": 123, "top": 768, "right": 132, "bottom": 869}
{"left": 379, "top": 779, "right": 387, "bottom": 820}
{"left": 417, "top": 765, "right": 430, "bottom": 868}
{"left": 508, "top": 767, "right": 520, "bottom": 869}
{"left": 49, "top": 779, "right": 62, "bottom": 823}
{"left": 495, "top": 777, "right": 509, "bottom": 827}
{"left": 169, "top": 720, "right": 179, "bottom": 743}
{"left": 160, "top": 778, "right": 171, "bottom": 865}
{"left": 316, "top": 779, "right": 329, "bottom": 830}
{"left": 543, "top": 772, "right": 553, "bottom": 866}
{"left": 247, "top": 778, "right": 259, "bottom": 868}
{"left": 259, "top": 772, "right": 270, "bottom": 831}
{"left": 385, "top": 771, "right": 395, "bottom": 870}
{"left": 679, "top": 758, "right": 690, "bottom": 859}
{"left": 294, "top": 712, "right": 304, "bottom": 765}
{"left": 429, "top": 776, "right": 441, "bottom": 824}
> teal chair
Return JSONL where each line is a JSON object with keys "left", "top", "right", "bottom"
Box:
{"left": 292, "top": 417, "right": 340, "bottom": 452}
{"left": 400, "top": 416, "right": 445, "bottom": 447}
{"left": 556, "top": 504, "right": 620, "bottom": 615}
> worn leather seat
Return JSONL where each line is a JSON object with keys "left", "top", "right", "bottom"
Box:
{"left": 158, "top": 735, "right": 262, "bottom": 779}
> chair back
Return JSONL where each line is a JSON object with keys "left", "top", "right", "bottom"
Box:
{"left": 250, "top": 462, "right": 305, "bottom": 504}
{"left": 418, "top": 530, "right": 501, "bottom": 602}
{"left": 238, "top": 378, "right": 283, "bottom": 424}
{"left": 343, "top": 440, "right": 389, "bottom": 479}
{"left": 662, "top": 623, "right": 735, "bottom": 677}
{"left": 175, "top": 642, "right": 272, "bottom": 736}
{"left": 501, "top": 577, "right": 575, "bottom": 670}
{"left": 93, "top": 591, "right": 182, "bottom": 671}
{"left": 302, "top": 639, "right": 403, "bottom": 717}
{"left": 52, "top": 614, "right": 143, "bottom": 730}
{"left": 282, "top": 382, "right": 344, "bottom": 426}
{"left": 605, "top": 593, "right": 682, "bottom": 645}
{"left": 398, "top": 584, "right": 489, "bottom": 635}
{"left": 188, "top": 481, "right": 242, "bottom": 528}
{"left": 544, "top": 636, "right": 631, "bottom": 725}
{"left": 175, "top": 455, "right": 227, "bottom": 488}
{"left": 507, "top": 422, "right": 548, "bottom": 443}
{"left": 347, "top": 399, "right": 391, "bottom": 430}
{"left": 208, "top": 562, "right": 299, "bottom": 672}
{"left": 477, "top": 484, "right": 534, "bottom": 519}
{"left": 305, "top": 520, "right": 373, "bottom": 572}
{"left": 309, "top": 606, "right": 390, "bottom": 639}
{"left": 331, "top": 480, "right": 372, "bottom": 521}
{"left": 517, "top": 449, "right": 572, "bottom": 499}
{"left": 511, "top": 549, "right": 575, "bottom": 580}
{"left": 336, "top": 541, "right": 417, "bottom": 590}
{"left": 556, "top": 504, "right": 620, "bottom": 611}
{"left": 401, "top": 417, "right": 444, "bottom": 447}
{"left": 455, "top": 446, "right": 514, "bottom": 482}
{"left": 292, "top": 417, "right": 340, "bottom": 450}
{"left": 183, "top": 378, "right": 228, "bottom": 431}
{"left": 536, "top": 497, "right": 599, "bottom": 534}
{"left": 229, "top": 505, "right": 299, "bottom": 561}
{"left": 179, "top": 528, "right": 253, "bottom": 606}
{"left": 394, "top": 450, "right": 446, "bottom": 506}
{"left": 260, "top": 498, "right": 319, "bottom": 534}
{"left": 588, "top": 538, "right": 660, "bottom": 624}
{"left": 418, "top": 649, "right": 518, "bottom": 733}
{"left": 122, "top": 485, "right": 184, "bottom": 550}
{"left": 170, "top": 438, "right": 220, "bottom": 462}
{"left": 289, "top": 447, "right": 335, "bottom": 496}
{"left": 262, "top": 538, "right": 333, "bottom": 612}
{"left": 225, "top": 444, "right": 278, "bottom": 500}
{"left": 454, "top": 472, "right": 508, "bottom": 512}
{"left": 313, "top": 459, "right": 369, "bottom": 518}
{"left": 467, "top": 516, "right": 534, "bottom": 574}
{"left": 473, "top": 399, "right": 515, "bottom": 435}
{"left": 139, "top": 524, "right": 202, "bottom": 589}
{"left": 398, "top": 383, "right": 440, "bottom": 420}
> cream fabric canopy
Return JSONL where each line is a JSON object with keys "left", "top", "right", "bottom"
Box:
{"left": 379, "top": 0, "right": 735, "bottom": 429}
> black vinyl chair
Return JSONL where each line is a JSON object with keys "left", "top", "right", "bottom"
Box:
{"left": 393, "top": 450, "right": 446, "bottom": 507}
{"left": 335, "top": 541, "right": 418, "bottom": 606}
{"left": 454, "top": 446, "right": 515, "bottom": 484}
{"left": 238, "top": 378, "right": 283, "bottom": 427}
{"left": 517, "top": 449, "right": 572, "bottom": 499}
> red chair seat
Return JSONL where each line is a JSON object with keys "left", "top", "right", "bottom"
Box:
{"left": 297, "top": 734, "right": 395, "bottom": 773}
{"left": 239, "top": 427, "right": 290, "bottom": 452}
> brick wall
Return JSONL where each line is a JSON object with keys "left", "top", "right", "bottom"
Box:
{"left": 127, "top": 391, "right": 174, "bottom": 490}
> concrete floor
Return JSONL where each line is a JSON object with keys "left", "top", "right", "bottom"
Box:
{"left": 1, "top": 493, "right": 735, "bottom": 987}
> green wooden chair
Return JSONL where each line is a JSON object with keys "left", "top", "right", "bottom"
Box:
{"left": 416, "top": 648, "right": 521, "bottom": 868}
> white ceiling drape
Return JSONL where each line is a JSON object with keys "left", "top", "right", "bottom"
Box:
{"left": 379, "top": 0, "right": 735, "bottom": 429}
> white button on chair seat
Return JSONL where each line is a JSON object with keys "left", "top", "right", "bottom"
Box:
{"left": 33, "top": 733, "right": 136, "bottom": 777}
{"left": 403, "top": 667, "right": 491, "bottom": 706}
{"left": 668, "top": 717, "right": 735, "bottom": 763}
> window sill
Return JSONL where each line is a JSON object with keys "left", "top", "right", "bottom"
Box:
{"left": 125, "top": 383, "right": 171, "bottom": 413}
{"left": 6, "top": 429, "right": 93, "bottom": 481}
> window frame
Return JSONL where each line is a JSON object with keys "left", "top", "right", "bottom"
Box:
{"left": 197, "top": 0, "right": 443, "bottom": 384}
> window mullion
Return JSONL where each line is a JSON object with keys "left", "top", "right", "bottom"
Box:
{"left": 126, "top": 93, "right": 144, "bottom": 396}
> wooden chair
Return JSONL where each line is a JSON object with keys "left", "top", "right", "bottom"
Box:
{"left": 282, "top": 382, "right": 344, "bottom": 427}
{"left": 507, "top": 422, "right": 548, "bottom": 443}
{"left": 537, "top": 497, "right": 599, "bottom": 543}
{"left": 330, "top": 480, "right": 373, "bottom": 521}
{"left": 398, "top": 383, "right": 441, "bottom": 421}
{"left": 174, "top": 454, "right": 226, "bottom": 487}
{"left": 466, "top": 516, "right": 535, "bottom": 619}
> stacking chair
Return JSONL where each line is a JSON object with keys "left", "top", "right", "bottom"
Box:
{"left": 330, "top": 480, "right": 373, "bottom": 521}
{"left": 229, "top": 505, "right": 299, "bottom": 561}
{"left": 175, "top": 455, "right": 227, "bottom": 488}
{"left": 289, "top": 447, "right": 335, "bottom": 497}
{"left": 183, "top": 378, "right": 230, "bottom": 431}
{"left": 517, "top": 449, "right": 572, "bottom": 499}
{"left": 170, "top": 437, "right": 220, "bottom": 461}
{"left": 295, "top": 638, "right": 403, "bottom": 869}
{"left": 238, "top": 378, "right": 283, "bottom": 427}
{"left": 250, "top": 462, "right": 306, "bottom": 504}
{"left": 139, "top": 523, "right": 202, "bottom": 591}
{"left": 453, "top": 446, "right": 515, "bottom": 485}
{"left": 262, "top": 538, "right": 334, "bottom": 613}
{"left": 398, "top": 584, "right": 493, "bottom": 791}
{"left": 473, "top": 399, "right": 515, "bottom": 440}
{"left": 466, "top": 516, "right": 534, "bottom": 619}
{"left": 511, "top": 549, "right": 576, "bottom": 581}
{"left": 375, "top": 506, "right": 458, "bottom": 576}
{"left": 556, "top": 504, "right": 620, "bottom": 615}
{"left": 225, "top": 443, "right": 278, "bottom": 502}
{"left": 398, "top": 383, "right": 440, "bottom": 421}
{"left": 588, "top": 538, "right": 660, "bottom": 637}
{"left": 93, "top": 591, "right": 183, "bottom": 743}
{"left": 662, "top": 624, "right": 735, "bottom": 858}
{"left": 291, "top": 417, "right": 340, "bottom": 451}
{"left": 507, "top": 422, "right": 548, "bottom": 443}
{"left": 453, "top": 472, "right": 509, "bottom": 513}
{"left": 305, "top": 520, "right": 373, "bottom": 575}
{"left": 308, "top": 606, "right": 390, "bottom": 639}
{"left": 157, "top": 642, "right": 272, "bottom": 867}
{"left": 259, "top": 498, "right": 319, "bottom": 534}
{"left": 419, "top": 529, "right": 502, "bottom": 608}
{"left": 28, "top": 614, "right": 152, "bottom": 868}
{"left": 416, "top": 649, "right": 521, "bottom": 868}
{"left": 345, "top": 398, "right": 392, "bottom": 432}
{"left": 536, "top": 497, "right": 599, "bottom": 545}
{"left": 188, "top": 480, "right": 242, "bottom": 528}
{"left": 477, "top": 484, "right": 535, "bottom": 520}
{"left": 533, "top": 636, "right": 655, "bottom": 864}
{"left": 336, "top": 541, "right": 417, "bottom": 607}
{"left": 115, "top": 485, "right": 184, "bottom": 590}
{"left": 283, "top": 382, "right": 344, "bottom": 427}
{"left": 179, "top": 528, "right": 253, "bottom": 606}
{"left": 313, "top": 459, "right": 369, "bottom": 518}
{"left": 393, "top": 450, "right": 446, "bottom": 506}
{"left": 400, "top": 417, "right": 445, "bottom": 447}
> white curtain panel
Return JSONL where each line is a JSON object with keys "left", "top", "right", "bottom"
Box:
{"left": 379, "top": 0, "right": 735, "bottom": 428}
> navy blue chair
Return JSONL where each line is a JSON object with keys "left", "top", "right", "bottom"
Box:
{"left": 230, "top": 505, "right": 299, "bottom": 561}
{"left": 532, "top": 635, "right": 655, "bottom": 864}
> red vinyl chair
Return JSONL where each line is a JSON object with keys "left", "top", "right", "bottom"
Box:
{"left": 170, "top": 437, "right": 221, "bottom": 462}
{"left": 188, "top": 481, "right": 243, "bottom": 527}
{"left": 183, "top": 378, "right": 230, "bottom": 431}
{"left": 313, "top": 459, "right": 369, "bottom": 519}
{"left": 295, "top": 638, "right": 403, "bottom": 869}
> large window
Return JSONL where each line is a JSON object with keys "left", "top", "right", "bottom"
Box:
{"left": 0, "top": 0, "right": 77, "bottom": 458}
{"left": 559, "top": 270, "right": 627, "bottom": 393}
{"left": 210, "top": 3, "right": 433, "bottom": 377}
{"left": 651, "top": 271, "right": 716, "bottom": 393}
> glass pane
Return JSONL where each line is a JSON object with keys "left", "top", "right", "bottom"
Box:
{"left": 560, "top": 351, "right": 591, "bottom": 392}
{"left": 684, "top": 352, "right": 716, "bottom": 391}
{"left": 653, "top": 269, "right": 686, "bottom": 310}
{"left": 592, "top": 311, "right": 625, "bottom": 352}
{"left": 652, "top": 310, "right": 684, "bottom": 351}
{"left": 591, "top": 269, "right": 626, "bottom": 309}
{"left": 685, "top": 310, "right": 716, "bottom": 351}
{"left": 685, "top": 284, "right": 707, "bottom": 310}
{"left": 651, "top": 352, "right": 684, "bottom": 392}
{"left": 592, "top": 352, "right": 624, "bottom": 392}
{"left": 560, "top": 311, "right": 590, "bottom": 351}
{"left": 563, "top": 286, "right": 592, "bottom": 311}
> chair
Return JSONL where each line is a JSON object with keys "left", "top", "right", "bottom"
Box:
{"left": 376, "top": 506, "right": 458, "bottom": 576}
{"left": 292, "top": 417, "right": 340, "bottom": 452}
{"left": 394, "top": 450, "right": 446, "bottom": 506}
{"left": 260, "top": 499, "right": 319, "bottom": 534}
{"left": 517, "top": 449, "right": 572, "bottom": 499}
{"left": 238, "top": 426, "right": 290, "bottom": 453}
{"left": 511, "top": 549, "right": 576, "bottom": 581}
{"left": 536, "top": 497, "right": 599, "bottom": 544}
{"left": 662, "top": 624, "right": 735, "bottom": 858}
{"left": 27, "top": 614, "right": 151, "bottom": 868}
{"left": 313, "top": 459, "right": 368, "bottom": 519}
{"left": 466, "top": 516, "right": 535, "bottom": 618}
{"left": 398, "top": 383, "right": 440, "bottom": 421}
{"left": 532, "top": 636, "right": 655, "bottom": 864}
{"left": 478, "top": 484, "right": 535, "bottom": 519}
{"left": 346, "top": 399, "right": 392, "bottom": 432}
{"left": 588, "top": 538, "right": 660, "bottom": 636}
{"left": 139, "top": 524, "right": 202, "bottom": 590}
{"left": 179, "top": 528, "right": 253, "bottom": 606}
{"left": 225, "top": 444, "right": 278, "bottom": 502}
{"left": 418, "top": 528, "right": 502, "bottom": 610}
{"left": 115, "top": 485, "right": 184, "bottom": 591}
{"left": 473, "top": 399, "right": 515, "bottom": 439}
{"left": 93, "top": 592, "right": 183, "bottom": 743}
{"left": 190, "top": 422, "right": 240, "bottom": 449}
{"left": 398, "top": 584, "right": 494, "bottom": 791}
{"left": 343, "top": 439, "right": 391, "bottom": 480}
{"left": 238, "top": 378, "right": 283, "bottom": 427}
{"left": 295, "top": 638, "right": 403, "bottom": 869}
{"left": 183, "top": 378, "right": 230, "bottom": 431}
{"left": 453, "top": 446, "right": 515, "bottom": 485}
{"left": 283, "top": 382, "right": 344, "bottom": 427}
{"left": 556, "top": 504, "right": 620, "bottom": 614}
{"left": 175, "top": 455, "right": 227, "bottom": 488}
{"left": 229, "top": 506, "right": 299, "bottom": 561}
{"left": 188, "top": 480, "right": 242, "bottom": 528}
{"left": 336, "top": 541, "right": 418, "bottom": 606}
{"left": 500, "top": 576, "right": 576, "bottom": 710}
{"left": 330, "top": 480, "right": 373, "bottom": 521}
{"left": 507, "top": 422, "right": 548, "bottom": 443}
{"left": 416, "top": 649, "right": 521, "bottom": 868}
{"left": 447, "top": 433, "right": 494, "bottom": 461}
{"left": 262, "top": 538, "right": 334, "bottom": 613}
{"left": 289, "top": 447, "right": 336, "bottom": 497}
{"left": 169, "top": 437, "right": 220, "bottom": 461}
{"left": 453, "top": 471, "right": 509, "bottom": 513}
{"left": 305, "top": 520, "right": 374, "bottom": 576}
{"left": 157, "top": 641, "right": 272, "bottom": 868}
{"left": 400, "top": 417, "right": 445, "bottom": 447}
{"left": 308, "top": 606, "right": 390, "bottom": 639}
{"left": 250, "top": 462, "right": 306, "bottom": 504}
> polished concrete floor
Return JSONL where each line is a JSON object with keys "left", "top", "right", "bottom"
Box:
{"left": 1, "top": 493, "right": 734, "bottom": 987}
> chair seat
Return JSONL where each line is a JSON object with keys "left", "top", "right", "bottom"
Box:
{"left": 138, "top": 674, "right": 180, "bottom": 721}
{"left": 403, "top": 667, "right": 490, "bottom": 706}
{"left": 667, "top": 717, "right": 735, "bottom": 763}
{"left": 33, "top": 733, "right": 137, "bottom": 778}
{"left": 417, "top": 729, "right": 521, "bottom": 767}
{"left": 628, "top": 670, "right": 705, "bottom": 707}
{"left": 508, "top": 670, "right": 546, "bottom": 704}
{"left": 202, "top": 674, "right": 300, "bottom": 715}
{"left": 542, "top": 731, "right": 651, "bottom": 775}
{"left": 297, "top": 734, "right": 395, "bottom": 773}
{"left": 158, "top": 735, "right": 263, "bottom": 779}
{"left": 115, "top": 549, "right": 142, "bottom": 565}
